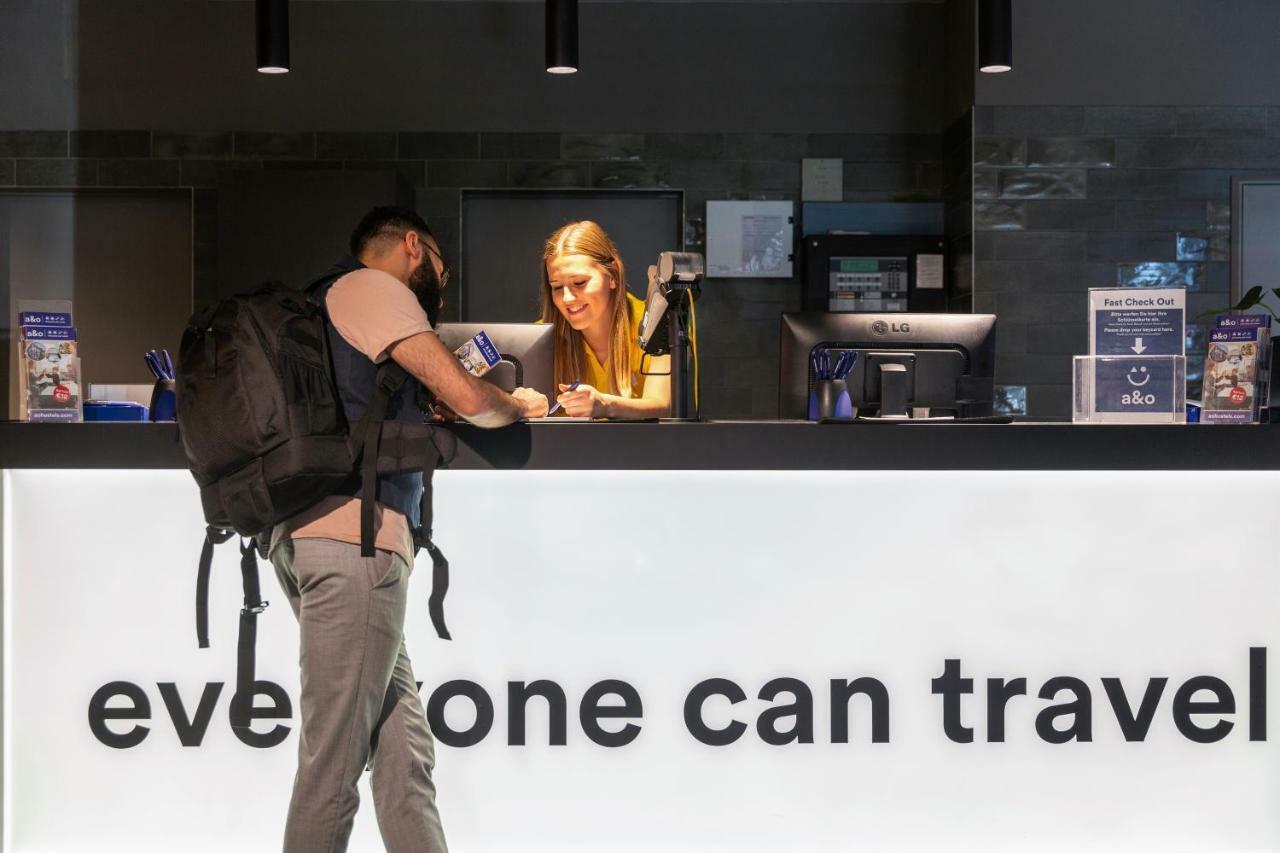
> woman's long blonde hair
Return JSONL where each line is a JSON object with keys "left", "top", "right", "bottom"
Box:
{"left": 539, "top": 221, "right": 635, "bottom": 396}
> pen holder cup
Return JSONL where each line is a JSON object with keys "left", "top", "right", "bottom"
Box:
{"left": 149, "top": 379, "right": 176, "bottom": 422}
{"left": 810, "top": 379, "right": 854, "bottom": 421}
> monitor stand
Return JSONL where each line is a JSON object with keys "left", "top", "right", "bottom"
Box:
{"left": 879, "top": 363, "right": 910, "bottom": 419}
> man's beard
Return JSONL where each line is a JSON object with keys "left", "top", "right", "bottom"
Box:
{"left": 409, "top": 263, "right": 444, "bottom": 326}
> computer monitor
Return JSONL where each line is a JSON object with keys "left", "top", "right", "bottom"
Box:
{"left": 779, "top": 313, "right": 997, "bottom": 419}
{"left": 434, "top": 323, "right": 555, "bottom": 399}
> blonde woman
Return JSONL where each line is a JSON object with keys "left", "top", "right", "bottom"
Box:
{"left": 540, "top": 221, "right": 671, "bottom": 418}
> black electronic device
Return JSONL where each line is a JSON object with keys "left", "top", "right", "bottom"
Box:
{"left": 802, "top": 234, "right": 949, "bottom": 314}
{"left": 434, "top": 323, "right": 555, "bottom": 400}
{"left": 638, "top": 251, "right": 703, "bottom": 421}
{"left": 779, "top": 313, "right": 997, "bottom": 419}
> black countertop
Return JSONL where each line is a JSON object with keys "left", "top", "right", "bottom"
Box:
{"left": 3, "top": 420, "right": 1280, "bottom": 471}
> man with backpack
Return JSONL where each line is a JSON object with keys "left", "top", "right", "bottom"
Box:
{"left": 266, "top": 207, "right": 547, "bottom": 852}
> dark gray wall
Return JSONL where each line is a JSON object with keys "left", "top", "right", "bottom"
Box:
{"left": 1, "top": 0, "right": 944, "bottom": 134}
{"left": 976, "top": 0, "right": 1280, "bottom": 106}
{"left": 968, "top": 1, "right": 1280, "bottom": 417}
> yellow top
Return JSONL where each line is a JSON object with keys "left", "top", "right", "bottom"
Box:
{"left": 575, "top": 292, "right": 650, "bottom": 398}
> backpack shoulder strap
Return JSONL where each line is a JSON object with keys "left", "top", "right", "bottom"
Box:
{"left": 196, "top": 525, "right": 237, "bottom": 649}
{"left": 351, "top": 361, "right": 410, "bottom": 557}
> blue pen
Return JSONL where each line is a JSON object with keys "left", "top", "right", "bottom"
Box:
{"left": 546, "top": 380, "right": 581, "bottom": 416}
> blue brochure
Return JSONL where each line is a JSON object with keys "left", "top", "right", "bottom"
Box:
{"left": 18, "top": 311, "right": 72, "bottom": 327}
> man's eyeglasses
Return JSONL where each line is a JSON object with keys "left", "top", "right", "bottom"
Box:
{"left": 421, "top": 236, "right": 451, "bottom": 289}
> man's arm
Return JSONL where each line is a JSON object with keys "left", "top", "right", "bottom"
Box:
{"left": 386, "top": 331, "right": 546, "bottom": 427}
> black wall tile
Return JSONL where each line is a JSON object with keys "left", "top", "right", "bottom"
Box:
{"left": 994, "top": 291, "right": 1085, "bottom": 325}
{"left": 1175, "top": 107, "right": 1267, "bottom": 137}
{"left": 98, "top": 158, "right": 180, "bottom": 186}
{"left": 1206, "top": 262, "right": 1230, "bottom": 292}
{"left": 235, "top": 132, "right": 314, "bottom": 159}
{"left": 562, "top": 133, "right": 644, "bottom": 161}
{"left": 0, "top": 159, "right": 14, "bottom": 185}
{"left": 1082, "top": 107, "right": 1177, "bottom": 137}
{"left": 992, "top": 107, "right": 1085, "bottom": 137}
{"left": 999, "top": 169, "right": 1086, "bottom": 198}
{"left": 1117, "top": 262, "right": 1205, "bottom": 290}
{"left": 842, "top": 162, "right": 919, "bottom": 192}
{"left": 670, "top": 160, "right": 746, "bottom": 190}
{"left": 416, "top": 188, "right": 461, "bottom": 217}
{"left": 975, "top": 138, "right": 1026, "bottom": 166}
{"left": 1086, "top": 169, "right": 1177, "bottom": 200}
{"left": 590, "top": 162, "right": 671, "bottom": 188}
{"left": 478, "top": 132, "right": 556, "bottom": 159}
{"left": 990, "top": 231, "right": 1085, "bottom": 261}
{"left": 644, "top": 133, "right": 723, "bottom": 160}
{"left": 974, "top": 201, "right": 1026, "bottom": 231}
{"left": 317, "top": 132, "right": 396, "bottom": 160}
{"left": 262, "top": 160, "right": 343, "bottom": 172}
{"left": 70, "top": 130, "right": 149, "bottom": 158}
{"left": 507, "top": 161, "right": 589, "bottom": 188}
{"left": 0, "top": 131, "right": 67, "bottom": 157}
{"left": 997, "top": 352, "right": 1074, "bottom": 384}
{"left": 1114, "top": 200, "right": 1207, "bottom": 231}
{"left": 1026, "top": 323, "right": 1087, "bottom": 354}
{"left": 1024, "top": 200, "right": 1116, "bottom": 231}
{"left": 1026, "top": 138, "right": 1115, "bottom": 167}
{"left": 16, "top": 159, "right": 97, "bottom": 186}
{"left": 1033, "top": 261, "right": 1117, "bottom": 290}
{"left": 805, "top": 134, "right": 912, "bottom": 162}
{"left": 1207, "top": 200, "right": 1231, "bottom": 230}
{"left": 973, "top": 107, "right": 995, "bottom": 136}
{"left": 1176, "top": 169, "right": 1243, "bottom": 201}
{"left": 427, "top": 160, "right": 507, "bottom": 187}
{"left": 1086, "top": 231, "right": 1176, "bottom": 262}
{"left": 1115, "top": 138, "right": 1204, "bottom": 168}
{"left": 974, "top": 168, "right": 998, "bottom": 199}
{"left": 1027, "top": 385, "right": 1072, "bottom": 418}
{"left": 725, "top": 133, "right": 806, "bottom": 161}
{"left": 1196, "top": 138, "right": 1280, "bottom": 168}
{"left": 153, "top": 132, "right": 232, "bottom": 158}
{"left": 180, "top": 159, "right": 261, "bottom": 188}
{"left": 343, "top": 159, "right": 425, "bottom": 188}
{"left": 743, "top": 160, "right": 800, "bottom": 190}
{"left": 402, "top": 132, "right": 479, "bottom": 159}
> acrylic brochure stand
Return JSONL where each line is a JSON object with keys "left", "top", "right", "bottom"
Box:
{"left": 1073, "top": 355, "right": 1186, "bottom": 424}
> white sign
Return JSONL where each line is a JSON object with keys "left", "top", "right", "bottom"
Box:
{"left": 706, "top": 201, "right": 794, "bottom": 278}
{"left": 801, "top": 158, "right": 843, "bottom": 202}
{"left": 6, "top": 469, "right": 1280, "bottom": 853}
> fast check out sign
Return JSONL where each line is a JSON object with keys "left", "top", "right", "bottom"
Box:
{"left": 1087, "top": 288, "right": 1186, "bottom": 415}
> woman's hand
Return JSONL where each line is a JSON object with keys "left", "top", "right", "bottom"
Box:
{"left": 556, "top": 383, "right": 608, "bottom": 418}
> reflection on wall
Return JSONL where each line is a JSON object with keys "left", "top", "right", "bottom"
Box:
{"left": 971, "top": 106, "right": 1261, "bottom": 417}
{"left": 1, "top": 190, "right": 191, "bottom": 417}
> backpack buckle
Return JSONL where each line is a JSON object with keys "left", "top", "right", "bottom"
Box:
{"left": 241, "top": 600, "right": 269, "bottom": 616}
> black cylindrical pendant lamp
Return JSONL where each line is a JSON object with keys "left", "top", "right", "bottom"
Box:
{"left": 256, "top": 0, "right": 290, "bottom": 74}
{"left": 978, "top": 0, "right": 1012, "bottom": 74}
{"left": 546, "top": 0, "right": 579, "bottom": 74}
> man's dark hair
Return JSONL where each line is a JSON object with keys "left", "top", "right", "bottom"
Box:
{"left": 349, "top": 206, "right": 435, "bottom": 258}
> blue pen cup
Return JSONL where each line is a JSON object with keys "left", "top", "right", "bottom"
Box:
{"left": 811, "top": 380, "right": 854, "bottom": 420}
{"left": 149, "top": 379, "right": 176, "bottom": 422}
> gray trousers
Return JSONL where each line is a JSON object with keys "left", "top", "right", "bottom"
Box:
{"left": 270, "top": 537, "right": 449, "bottom": 853}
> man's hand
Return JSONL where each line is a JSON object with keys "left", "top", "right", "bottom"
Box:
{"left": 556, "top": 383, "right": 608, "bottom": 418}
{"left": 513, "top": 387, "right": 549, "bottom": 419}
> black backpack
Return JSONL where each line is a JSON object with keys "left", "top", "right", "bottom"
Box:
{"left": 176, "top": 279, "right": 456, "bottom": 727}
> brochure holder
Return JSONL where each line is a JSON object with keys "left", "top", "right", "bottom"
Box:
{"left": 1073, "top": 355, "right": 1186, "bottom": 424}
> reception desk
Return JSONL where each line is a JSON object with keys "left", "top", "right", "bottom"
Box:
{"left": 2, "top": 421, "right": 1279, "bottom": 853}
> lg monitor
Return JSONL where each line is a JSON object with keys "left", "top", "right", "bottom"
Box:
{"left": 434, "top": 323, "right": 555, "bottom": 400}
{"left": 779, "top": 313, "right": 997, "bottom": 419}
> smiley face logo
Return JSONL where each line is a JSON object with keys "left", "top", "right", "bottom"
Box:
{"left": 1127, "top": 365, "right": 1151, "bottom": 387}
